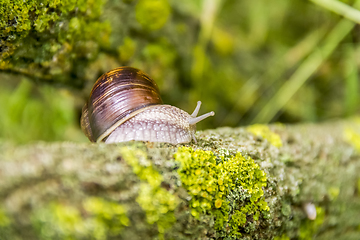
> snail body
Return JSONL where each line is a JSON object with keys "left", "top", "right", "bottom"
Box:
{"left": 81, "top": 67, "right": 214, "bottom": 144}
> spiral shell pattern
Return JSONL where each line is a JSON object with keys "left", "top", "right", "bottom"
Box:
{"left": 81, "top": 67, "right": 163, "bottom": 142}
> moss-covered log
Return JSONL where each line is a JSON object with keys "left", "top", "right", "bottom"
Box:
{"left": 0, "top": 0, "right": 192, "bottom": 89}
{"left": 1, "top": 120, "right": 360, "bottom": 239}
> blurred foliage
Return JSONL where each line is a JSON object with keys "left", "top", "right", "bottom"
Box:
{"left": 1, "top": 0, "right": 360, "bottom": 142}
{"left": 0, "top": 76, "right": 86, "bottom": 143}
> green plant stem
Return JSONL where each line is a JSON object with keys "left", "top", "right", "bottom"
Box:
{"left": 344, "top": 44, "right": 359, "bottom": 116}
{"left": 191, "top": 0, "right": 223, "bottom": 82}
{"left": 220, "top": 27, "right": 327, "bottom": 126}
{"left": 251, "top": 1, "right": 360, "bottom": 123}
{"left": 310, "top": 0, "right": 360, "bottom": 24}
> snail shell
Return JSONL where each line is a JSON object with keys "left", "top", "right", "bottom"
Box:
{"left": 81, "top": 67, "right": 214, "bottom": 144}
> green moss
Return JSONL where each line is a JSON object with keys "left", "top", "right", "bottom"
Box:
{"left": 0, "top": 0, "right": 111, "bottom": 86}
{"left": 0, "top": 0, "right": 106, "bottom": 36}
{"left": 0, "top": 207, "right": 11, "bottom": 227}
{"left": 274, "top": 234, "right": 290, "bottom": 240}
{"left": 140, "top": 39, "right": 177, "bottom": 87}
{"left": 174, "top": 147, "right": 269, "bottom": 238}
{"left": 120, "top": 147, "right": 178, "bottom": 235}
{"left": 281, "top": 203, "right": 291, "bottom": 216}
{"left": 135, "top": 0, "right": 171, "bottom": 31}
{"left": 143, "top": 39, "right": 177, "bottom": 68}
{"left": 328, "top": 186, "right": 340, "bottom": 201}
{"left": 299, "top": 206, "right": 325, "bottom": 240}
{"left": 118, "top": 37, "right": 137, "bottom": 63}
{"left": 32, "top": 198, "right": 129, "bottom": 240}
{"left": 246, "top": 124, "right": 283, "bottom": 148}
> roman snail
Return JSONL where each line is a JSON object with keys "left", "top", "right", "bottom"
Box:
{"left": 80, "top": 66, "right": 215, "bottom": 144}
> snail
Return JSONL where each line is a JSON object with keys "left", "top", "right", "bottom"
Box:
{"left": 81, "top": 66, "right": 215, "bottom": 144}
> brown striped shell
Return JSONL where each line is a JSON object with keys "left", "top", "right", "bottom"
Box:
{"left": 81, "top": 66, "right": 215, "bottom": 144}
{"left": 81, "top": 67, "right": 163, "bottom": 142}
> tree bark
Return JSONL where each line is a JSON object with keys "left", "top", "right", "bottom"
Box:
{"left": 1, "top": 119, "right": 360, "bottom": 240}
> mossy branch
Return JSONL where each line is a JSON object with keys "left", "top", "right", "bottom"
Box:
{"left": 1, "top": 119, "right": 360, "bottom": 239}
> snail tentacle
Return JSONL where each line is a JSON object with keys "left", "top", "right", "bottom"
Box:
{"left": 189, "top": 111, "right": 215, "bottom": 125}
{"left": 189, "top": 101, "right": 215, "bottom": 125}
{"left": 191, "top": 101, "right": 202, "bottom": 117}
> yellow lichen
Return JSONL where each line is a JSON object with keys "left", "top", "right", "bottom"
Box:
{"left": 83, "top": 197, "right": 130, "bottom": 232}
{"left": 246, "top": 124, "right": 283, "bottom": 147}
{"left": 120, "top": 147, "right": 178, "bottom": 235}
{"left": 344, "top": 127, "right": 360, "bottom": 152}
{"left": 215, "top": 199, "right": 222, "bottom": 208}
{"left": 32, "top": 198, "right": 129, "bottom": 240}
{"left": 174, "top": 147, "right": 269, "bottom": 237}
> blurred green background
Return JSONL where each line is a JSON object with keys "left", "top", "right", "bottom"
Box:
{"left": 1, "top": 0, "right": 359, "bottom": 143}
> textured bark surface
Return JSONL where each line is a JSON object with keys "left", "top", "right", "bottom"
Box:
{"left": 1, "top": 119, "right": 360, "bottom": 239}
